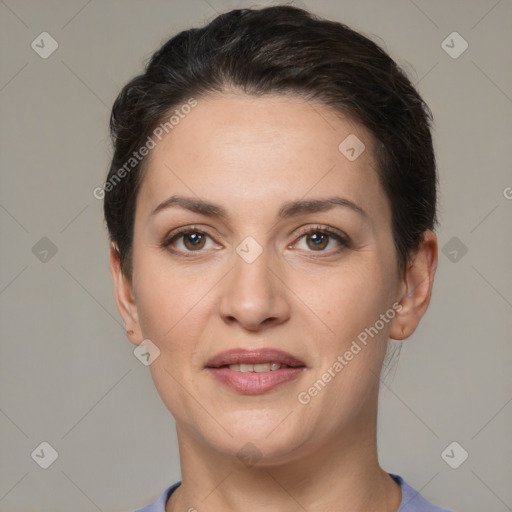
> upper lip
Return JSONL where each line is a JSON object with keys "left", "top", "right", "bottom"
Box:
{"left": 205, "top": 348, "right": 306, "bottom": 368}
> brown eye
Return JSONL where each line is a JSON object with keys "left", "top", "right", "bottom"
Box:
{"left": 164, "top": 229, "right": 216, "bottom": 253}
{"left": 293, "top": 227, "right": 349, "bottom": 254}
{"left": 182, "top": 232, "right": 206, "bottom": 250}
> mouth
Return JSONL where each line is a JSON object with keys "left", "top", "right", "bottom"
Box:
{"left": 205, "top": 348, "right": 306, "bottom": 370}
{"left": 205, "top": 348, "right": 306, "bottom": 394}
{"left": 224, "top": 362, "right": 288, "bottom": 372}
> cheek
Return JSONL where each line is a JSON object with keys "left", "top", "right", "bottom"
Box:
{"left": 294, "top": 263, "right": 395, "bottom": 419}
{"left": 294, "top": 258, "right": 396, "bottom": 345}
{"left": 134, "top": 264, "right": 215, "bottom": 417}
{"left": 132, "top": 256, "right": 220, "bottom": 357}
{"left": 131, "top": 249, "right": 242, "bottom": 386}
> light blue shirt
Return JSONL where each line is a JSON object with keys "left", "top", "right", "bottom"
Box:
{"left": 133, "top": 473, "right": 453, "bottom": 511}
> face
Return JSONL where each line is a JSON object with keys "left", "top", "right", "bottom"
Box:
{"left": 113, "top": 92, "right": 432, "bottom": 463}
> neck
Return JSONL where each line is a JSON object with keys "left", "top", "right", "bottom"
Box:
{"left": 166, "top": 387, "right": 401, "bottom": 512}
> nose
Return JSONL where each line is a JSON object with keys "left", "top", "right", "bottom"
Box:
{"left": 218, "top": 247, "right": 291, "bottom": 332}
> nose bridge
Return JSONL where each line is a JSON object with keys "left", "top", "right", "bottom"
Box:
{"left": 217, "top": 239, "right": 290, "bottom": 330}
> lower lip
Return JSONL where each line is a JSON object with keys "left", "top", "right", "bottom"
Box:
{"left": 206, "top": 367, "right": 305, "bottom": 394}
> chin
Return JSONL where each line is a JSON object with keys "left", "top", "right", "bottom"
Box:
{"left": 203, "top": 414, "right": 313, "bottom": 464}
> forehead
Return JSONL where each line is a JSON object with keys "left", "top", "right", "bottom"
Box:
{"left": 136, "top": 93, "right": 388, "bottom": 224}
{"left": 150, "top": 92, "right": 373, "bottom": 163}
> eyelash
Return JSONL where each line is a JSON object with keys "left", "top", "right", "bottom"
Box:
{"left": 162, "top": 224, "right": 350, "bottom": 256}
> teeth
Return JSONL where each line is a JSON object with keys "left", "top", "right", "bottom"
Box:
{"left": 228, "top": 362, "right": 282, "bottom": 372}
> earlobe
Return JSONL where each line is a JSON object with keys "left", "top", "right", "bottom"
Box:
{"left": 109, "top": 243, "right": 143, "bottom": 346}
{"left": 389, "top": 230, "right": 438, "bottom": 341}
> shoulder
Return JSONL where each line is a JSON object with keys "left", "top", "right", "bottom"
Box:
{"left": 132, "top": 481, "right": 181, "bottom": 512}
{"left": 390, "top": 473, "right": 454, "bottom": 512}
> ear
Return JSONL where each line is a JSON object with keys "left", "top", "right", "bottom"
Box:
{"left": 109, "top": 243, "right": 143, "bottom": 346}
{"left": 389, "top": 230, "right": 438, "bottom": 340}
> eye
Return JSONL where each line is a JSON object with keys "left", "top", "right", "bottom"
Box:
{"left": 292, "top": 226, "right": 349, "bottom": 253}
{"left": 162, "top": 225, "right": 349, "bottom": 255}
{"left": 163, "top": 228, "right": 218, "bottom": 252}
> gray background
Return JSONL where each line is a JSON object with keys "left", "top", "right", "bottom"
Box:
{"left": 1, "top": 1, "right": 511, "bottom": 511}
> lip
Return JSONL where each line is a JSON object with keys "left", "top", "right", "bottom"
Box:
{"left": 205, "top": 348, "right": 306, "bottom": 369}
{"left": 205, "top": 348, "right": 307, "bottom": 395}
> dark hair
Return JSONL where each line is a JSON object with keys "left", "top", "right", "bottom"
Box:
{"left": 103, "top": 5, "right": 437, "bottom": 279}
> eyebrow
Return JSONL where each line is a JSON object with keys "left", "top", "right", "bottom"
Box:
{"left": 150, "top": 194, "right": 367, "bottom": 220}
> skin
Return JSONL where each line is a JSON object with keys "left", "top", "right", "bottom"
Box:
{"left": 110, "top": 92, "right": 438, "bottom": 512}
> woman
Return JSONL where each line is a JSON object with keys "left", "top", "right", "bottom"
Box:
{"left": 103, "top": 6, "right": 451, "bottom": 511}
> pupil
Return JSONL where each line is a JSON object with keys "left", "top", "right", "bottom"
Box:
{"left": 309, "top": 232, "right": 327, "bottom": 250}
{"left": 185, "top": 233, "right": 204, "bottom": 249}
